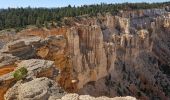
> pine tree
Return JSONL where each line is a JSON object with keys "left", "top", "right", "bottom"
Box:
{"left": 0, "top": 2, "right": 169, "bottom": 30}
{"left": 36, "top": 17, "right": 41, "bottom": 28}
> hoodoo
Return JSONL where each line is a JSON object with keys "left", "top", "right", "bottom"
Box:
{"left": 0, "top": 2, "right": 170, "bottom": 100}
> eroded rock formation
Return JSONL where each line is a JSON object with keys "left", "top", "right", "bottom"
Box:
{"left": 0, "top": 8, "right": 170, "bottom": 100}
{"left": 4, "top": 77, "right": 136, "bottom": 100}
{"left": 4, "top": 77, "right": 66, "bottom": 100}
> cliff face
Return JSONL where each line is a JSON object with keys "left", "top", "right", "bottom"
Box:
{"left": 64, "top": 10, "right": 170, "bottom": 99}
{"left": 66, "top": 26, "right": 108, "bottom": 89}
{"left": 0, "top": 8, "right": 170, "bottom": 100}
{"left": 52, "top": 11, "right": 170, "bottom": 99}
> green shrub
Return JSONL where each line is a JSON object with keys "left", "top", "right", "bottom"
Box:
{"left": 13, "top": 67, "right": 28, "bottom": 80}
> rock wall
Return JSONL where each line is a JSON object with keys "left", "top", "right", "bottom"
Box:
{"left": 66, "top": 26, "right": 108, "bottom": 89}
{"left": 0, "top": 8, "right": 170, "bottom": 100}
{"left": 64, "top": 11, "right": 170, "bottom": 99}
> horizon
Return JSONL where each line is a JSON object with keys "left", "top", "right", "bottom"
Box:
{"left": 0, "top": 0, "right": 169, "bottom": 9}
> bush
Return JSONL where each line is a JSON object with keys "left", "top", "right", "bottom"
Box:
{"left": 13, "top": 67, "right": 28, "bottom": 80}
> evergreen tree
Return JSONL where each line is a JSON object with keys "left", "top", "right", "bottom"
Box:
{"left": 36, "top": 17, "right": 42, "bottom": 28}
{"left": 0, "top": 2, "right": 169, "bottom": 30}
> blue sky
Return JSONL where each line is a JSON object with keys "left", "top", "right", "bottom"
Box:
{"left": 0, "top": 0, "right": 169, "bottom": 8}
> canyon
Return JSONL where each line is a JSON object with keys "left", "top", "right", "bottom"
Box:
{"left": 0, "top": 8, "right": 170, "bottom": 100}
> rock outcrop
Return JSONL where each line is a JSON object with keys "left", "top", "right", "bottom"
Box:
{"left": 4, "top": 77, "right": 136, "bottom": 100}
{"left": 0, "top": 35, "right": 66, "bottom": 67}
{"left": 66, "top": 26, "right": 108, "bottom": 89}
{"left": 0, "top": 8, "right": 170, "bottom": 100}
{"left": 0, "top": 59, "right": 58, "bottom": 81}
{"left": 64, "top": 9, "right": 170, "bottom": 99}
{"left": 60, "top": 93, "right": 136, "bottom": 100}
{"left": 4, "top": 77, "right": 66, "bottom": 100}
{"left": 0, "top": 59, "right": 59, "bottom": 100}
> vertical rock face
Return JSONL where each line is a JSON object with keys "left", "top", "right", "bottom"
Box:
{"left": 64, "top": 10, "right": 170, "bottom": 99}
{"left": 66, "top": 26, "right": 107, "bottom": 89}
{"left": 0, "top": 8, "right": 170, "bottom": 100}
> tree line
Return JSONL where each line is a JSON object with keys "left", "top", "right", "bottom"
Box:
{"left": 0, "top": 2, "right": 169, "bottom": 30}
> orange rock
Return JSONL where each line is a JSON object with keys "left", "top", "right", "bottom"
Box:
{"left": 18, "top": 27, "right": 68, "bottom": 38}
{"left": 0, "top": 78, "right": 16, "bottom": 100}
{"left": 37, "top": 46, "right": 49, "bottom": 58}
{"left": 0, "top": 64, "right": 16, "bottom": 100}
{"left": 0, "top": 65, "right": 16, "bottom": 76}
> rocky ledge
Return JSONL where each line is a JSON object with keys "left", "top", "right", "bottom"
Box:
{"left": 5, "top": 77, "right": 136, "bottom": 100}
{"left": 0, "top": 8, "right": 170, "bottom": 100}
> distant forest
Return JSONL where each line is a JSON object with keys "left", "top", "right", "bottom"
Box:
{"left": 0, "top": 2, "right": 170, "bottom": 30}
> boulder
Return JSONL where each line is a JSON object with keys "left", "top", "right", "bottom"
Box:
{"left": 0, "top": 59, "right": 59, "bottom": 99}
{"left": 16, "top": 59, "right": 58, "bottom": 78}
{"left": 4, "top": 77, "right": 66, "bottom": 100}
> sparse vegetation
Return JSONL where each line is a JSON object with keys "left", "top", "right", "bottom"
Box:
{"left": 13, "top": 67, "right": 28, "bottom": 80}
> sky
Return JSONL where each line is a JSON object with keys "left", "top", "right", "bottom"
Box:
{"left": 0, "top": 0, "right": 169, "bottom": 8}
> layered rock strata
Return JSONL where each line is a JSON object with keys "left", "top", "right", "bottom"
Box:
{"left": 0, "top": 8, "right": 170, "bottom": 100}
